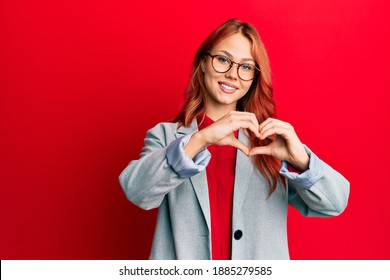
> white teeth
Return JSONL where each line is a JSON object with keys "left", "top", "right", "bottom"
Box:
{"left": 221, "top": 83, "right": 235, "bottom": 90}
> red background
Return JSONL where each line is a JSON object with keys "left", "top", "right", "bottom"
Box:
{"left": 1, "top": 0, "right": 389, "bottom": 259}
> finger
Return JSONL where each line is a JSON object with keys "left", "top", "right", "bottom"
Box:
{"left": 234, "top": 120, "right": 261, "bottom": 138}
{"left": 232, "top": 111, "right": 259, "bottom": 129}
{"left": 258, "top": 117, "right": 275, "bottom": 131}
{"left": 226, "top": 111, "right": 260, "bottom": 135}
{"left": 249, "top": 146, "right": 272, "bottom": 156}
{"left": 260, "top": 126, "right": 292, "bottom": 140}
{"left": 259, "top": 121, "right": 293, "bottom": 140}
{"left": 228, "top": 137, "right": 250, "bottom": 156}
{"left": 259, "top": 118, "right": 291, "bottom": 132}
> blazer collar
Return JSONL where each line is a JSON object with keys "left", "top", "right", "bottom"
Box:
{"left": 175, "top": 119, "right": 198, "bottom": 137}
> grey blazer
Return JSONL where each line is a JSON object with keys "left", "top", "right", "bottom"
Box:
{"left": 119, "top": 120, "right": 350, "bottom": 259}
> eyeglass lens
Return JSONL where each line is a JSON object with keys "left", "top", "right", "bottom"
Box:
{"left": 212, "top": 55, "right": 256, "bottom": 81}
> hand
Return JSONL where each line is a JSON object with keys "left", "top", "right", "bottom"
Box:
{"left": 185, "top": 111, "right": 260, "bottom": 158}
{"left": 202, "top": 111, "right": 261, "bottom": 155}
{"left": 248, "top": 118, "right": 310, "bottom": 171}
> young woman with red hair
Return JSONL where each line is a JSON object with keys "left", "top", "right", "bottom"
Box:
{"left": 119, "top": 19, "right": 349, "bottom": 260}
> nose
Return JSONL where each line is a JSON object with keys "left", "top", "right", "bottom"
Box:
{"left": 225, "top": 63, "right": 239, "bottom": 80}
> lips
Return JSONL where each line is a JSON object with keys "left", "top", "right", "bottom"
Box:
{"left": 218, "top": 82, "right": 238, "bottom": 94}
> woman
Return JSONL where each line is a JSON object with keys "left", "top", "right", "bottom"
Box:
{"left": 119, "top": 19, "right": 349, "bottom": 260}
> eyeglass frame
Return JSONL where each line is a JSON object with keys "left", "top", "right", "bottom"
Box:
{"left": 205, "top": 52, "right": 260, "bottom": 81}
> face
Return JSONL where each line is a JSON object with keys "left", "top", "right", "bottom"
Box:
{"left": 202, "top": 33, "right": 255, "bottom": 114}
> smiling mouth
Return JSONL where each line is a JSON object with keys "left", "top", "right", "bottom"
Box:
{"left": 219, "top": 82, "right": 238, "bottom": 93}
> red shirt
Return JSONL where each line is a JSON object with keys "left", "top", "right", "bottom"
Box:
{"left": 198, "top": 114, "right": 238, "bottom": 260}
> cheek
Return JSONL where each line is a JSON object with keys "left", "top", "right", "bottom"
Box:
{"left": 204, "top": 70, "right": 221, "bottom": 89}
{"left": 240, "top": 81, "right": 253, "bottom": 95}
{"left": 204, "top": 77, "right": 216, "bottom": 97}
{"left": 205, "top": 64, "right": 217, "bottom": 79}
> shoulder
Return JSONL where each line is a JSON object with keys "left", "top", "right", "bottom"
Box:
{"left": 145, "top": 120, "right": 197, "bottom": 144}
{"left": 144, "top": 122, "right": 181, "bottom": 146}
{"left": 147, "top": 122, "right": 180, "bottom": 136}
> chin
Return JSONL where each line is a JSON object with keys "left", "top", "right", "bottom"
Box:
{"left": 219, "top": 93, "right": 243, "bottom": 104}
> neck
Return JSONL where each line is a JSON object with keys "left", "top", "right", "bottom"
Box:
{"left": 204, "top": 103, "right": 237, "bottom": 121}
{"left": 204, "top": 98, "right": 237, "bottom": 121}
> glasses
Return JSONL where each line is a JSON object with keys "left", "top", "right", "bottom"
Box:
{"left": 206, "top": 52, "right": 260, "bottom": 81}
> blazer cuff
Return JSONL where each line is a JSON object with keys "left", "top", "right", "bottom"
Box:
{"left": 166, "top": 133, "right": 211, "bottom": 178}
{"left": 279, "top": 145, "right": 324, "bottom": 190}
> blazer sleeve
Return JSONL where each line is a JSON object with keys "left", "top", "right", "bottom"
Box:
{"left": 119, "top": 123, "right": 210, "bottom": 210}
{"left": 282, "top": 146, "right": 350, "bottom": 217}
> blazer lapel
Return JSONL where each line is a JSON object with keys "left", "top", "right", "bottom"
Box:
{"left": 175, "top": 119, "right": 211, "bottom": 232}
{"left": 232, "top": 129, "right": 255, "bottom": 228}
{"left": 174, "top": 122, "right": 259, "bottom": 231}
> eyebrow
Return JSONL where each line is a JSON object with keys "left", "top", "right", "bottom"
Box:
{"left": 215, "top": 50, "right": 255, "bottom": 63}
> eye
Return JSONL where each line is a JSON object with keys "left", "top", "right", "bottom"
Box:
{"left": 216, "top": 55, "right": 231, "bottom": 64}
{"left": 240, "top": 64, "right": 254, "bottom": 72}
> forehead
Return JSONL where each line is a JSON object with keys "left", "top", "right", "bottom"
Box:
{"left": 211, "top": 33, "right": 253, "bottom": 60}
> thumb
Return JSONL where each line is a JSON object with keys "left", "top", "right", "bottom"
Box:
{"left": 229, "top": 137, "right": 250, "bottom": 156}
{"left": 249, "top": 146, "right": 271, "bottom": 156}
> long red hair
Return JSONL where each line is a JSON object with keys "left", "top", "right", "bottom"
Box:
{"left": 174, "top": 19, "right": 284, "bottom": 195}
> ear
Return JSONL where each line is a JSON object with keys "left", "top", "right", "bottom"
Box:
{"left": 200, "top": 58, "right": 206, "bottom": 73}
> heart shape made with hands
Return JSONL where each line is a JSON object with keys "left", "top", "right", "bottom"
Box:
{"left": 216, "top": 130, "right": 277, "bottom": 157}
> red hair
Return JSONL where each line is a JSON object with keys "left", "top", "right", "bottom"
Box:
{"left": 174, "top": 19, "right": 284, "bottom": 195}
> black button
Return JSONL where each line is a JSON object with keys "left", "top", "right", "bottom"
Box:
{"left": 234, "top": 230, "right": 243, "bottom": 240}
